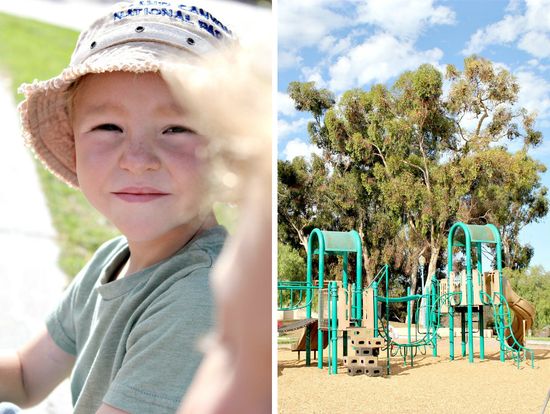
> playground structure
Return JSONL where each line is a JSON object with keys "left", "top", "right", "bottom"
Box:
{"left": 443, "top": 222, "right": 535, "bottom": 366}
{"left": 277, "top": 222, "right": 536, "bottom": 376}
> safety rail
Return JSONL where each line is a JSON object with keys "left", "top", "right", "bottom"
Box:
{"left": 277, "top": 281, "right": 314, "bottom": 311}
{"left": 480, "top": 290, "right": 535, "bottom": 368}
{"left": 366, "top": 264, "right": 389, "bottom": 290}
{"left": 376, "top": 286, "right": 462, "bottom": 368}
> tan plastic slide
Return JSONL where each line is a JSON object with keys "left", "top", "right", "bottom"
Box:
{"left": 501, "top": 277, "right": 536, "bottom": 347}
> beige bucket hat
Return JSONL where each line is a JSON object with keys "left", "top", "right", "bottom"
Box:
{"left": 18, "top": 1, "right": 236, "bottom": 187}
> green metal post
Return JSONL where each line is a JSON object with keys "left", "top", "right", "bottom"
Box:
{"left": 353, "top": 231, "right": 363, "bottom": 321}
{"left": 407, "top": 287, "right": 411, "bottom": 344}
{"left": 449, "top": 302, "right": 454, "bottom": 360}
{"left": 476, "top": 243, "right": 485, "bottom": 360}
{"left": 342, "top": 253, "right": 349, "bottom": 357}
{"left": 306, "top": 233, "right": 314, "bottom": 367}
{"left": 487, "top": 224, "right": 505, "bottom": 362}
{"left": 342, "top": 253, "right": 349, "bottom": 289}
{"left": 330, "top": 281, "right": 338, "bottom": 374}
{"left": 466, "top": 243, "right": 474, "bottom": 363}
{"left": 432, "top": 282, "right": 437, "bottom": 357}
{"left": 308, "top": 229, "right": 326, "bottom": 369}
{"left": 479, "top": 307, "right": 484, "bottom": 360}
{"left": 317, "top": 247, "right": 325, "bottom": 370}
{"left": 386, "top": 288, "right": 391, "bottom": 375}
{"left": 461, "top": 310, "right": 466, "bottom": 357}
{"left": 447, "top": 226, "right": 456, "bottom": 361}
{"left": 373, "top": 281, "right": 378, "bottom": 337}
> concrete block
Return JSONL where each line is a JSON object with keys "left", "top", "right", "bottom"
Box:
{"left": 360, "top": 357, "right": 377, "bottom": 366}
{"left": 354, "top": 347, "right": 378, "bottom": 357}
{"left": 347, "top": 366, "right": 365, "bottom": 376}
{"left": 350, "top": 337, "right": 369, "bottom": 346}
{"left": 353, "top": 347, "right": 379, "bottom": 357}
{"left": 367, "top": 337, "right": 384, "bottom": 347}
{"left": 343, "top": 356, "right": 359, "bottom": 366}
{"left": 349, "top": 327, "right": 375, "bottom": 337}
{"left": 365, "top": 366, "right": 384, "bottom": 377}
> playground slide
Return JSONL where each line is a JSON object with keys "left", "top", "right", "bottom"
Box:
{"left": 290, "top": 320, "right": 329, "bottom": 354}
{"left": 501, "top": 277, "right": 535, "bottom": 347}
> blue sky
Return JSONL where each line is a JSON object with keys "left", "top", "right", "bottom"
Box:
{"left": 278, "top": 0, "right": 550, "bottom": 270}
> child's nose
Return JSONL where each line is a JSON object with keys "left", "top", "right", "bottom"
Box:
{"left": 119, "top": 138, "right": 161, "bottom": 174}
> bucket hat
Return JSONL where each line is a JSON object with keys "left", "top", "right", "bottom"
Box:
{"left": 18, "top": 1, "right": 236, "bottom": 187}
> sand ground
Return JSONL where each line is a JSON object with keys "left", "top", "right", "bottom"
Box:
{"left": 278, "top": 335, "right": 550, "bottom": 414}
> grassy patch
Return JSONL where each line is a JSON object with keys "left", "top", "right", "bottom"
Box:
{"left": 278, "top": 336, "right": 296, "bottom": 344}
{"left": 0, "top": 13, "right": 117, "bottom": 277}
{"left": 0, "top": 13, "right": 236, "bottom": 278}
{"left": 0, "top": 13, "right": 78, "bottom": 98}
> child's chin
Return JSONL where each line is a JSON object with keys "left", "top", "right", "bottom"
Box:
{"left": 113, "top": 223, "right": 173, "bottom": 242}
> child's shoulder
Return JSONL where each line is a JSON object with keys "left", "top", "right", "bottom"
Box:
{"left": 88, "top": 235, "right": 129, "bottom": 270}
{"left": 156, "top": 225, "right": 228, "bottom": 279}
{"left": 187, "top": 225, "right": 228, "bottom": 256}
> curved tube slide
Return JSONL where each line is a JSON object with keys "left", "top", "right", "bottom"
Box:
{"left": 502, "top": 277, "right": 535, "bottom": 347}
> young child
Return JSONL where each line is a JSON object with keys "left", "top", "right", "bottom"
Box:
{"left": 0, "top": 2, "right": 240, "bottom": 413}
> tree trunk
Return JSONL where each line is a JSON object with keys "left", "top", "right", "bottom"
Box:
{"left": 501, "top": 232, "right": 511, "bottom": 268}
{"left": 418, "top": 244, "right": 440, "bottom": 328}
{"left": 427, "top": 245, "right": 440, "bottom": 284}
{"left": 358, "top": 222, "right": 372, "bottom": 286}
{"left": 407, "top": 262, "right": 419, "bottom": 325}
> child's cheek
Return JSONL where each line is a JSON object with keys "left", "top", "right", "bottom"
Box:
{"left": 160, "top": 138, "right": 208, "bottom": 168}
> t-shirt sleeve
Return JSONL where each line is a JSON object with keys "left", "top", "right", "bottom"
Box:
{"left": 45, "top": 237, "right": 126, "bottom": 356}
{"left": 45, "top": 268, "right": 85, "bottom": 356}
{"left": 103, "top": 267, "right": 215, "bottom": 414}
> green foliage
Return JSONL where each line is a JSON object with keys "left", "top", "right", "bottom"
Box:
{"left": 279, "top": 56, "right": 548, "bottom": 298}
{"left": 278, "top": 242, "right": 305, "bottom": 281}
{"left": 0, "top": 14, "right": 116, "bottom": 277}
{"left": 38, "top": 167, "right": 119, "bottom": 277}
{"left": 0, "top": 13, "right": 77, "bottom": 100}
{"left": 504, "top": 266, "right": 550, "bottom": 330}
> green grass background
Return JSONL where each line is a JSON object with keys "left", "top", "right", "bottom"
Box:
{"left": 0, "top": 12, "right": 237, "bottom": 278}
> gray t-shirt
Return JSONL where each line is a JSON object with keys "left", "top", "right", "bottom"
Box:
{"left": 46, "top": 226, "right": 227, "bottom": 414}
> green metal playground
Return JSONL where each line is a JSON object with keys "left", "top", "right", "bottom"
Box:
{"left": 278, "top": 222, "right": 549, "bottom": 413}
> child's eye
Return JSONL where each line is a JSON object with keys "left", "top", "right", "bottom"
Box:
{"left": 93, "top": 124, "right": 123, "bottom": 132}
{"left": 163, "top": 125, "right": 196, "bottom": 134}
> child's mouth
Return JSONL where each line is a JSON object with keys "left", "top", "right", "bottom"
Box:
{"left": 112, "top": 187, "right": 170, "bottom": 203}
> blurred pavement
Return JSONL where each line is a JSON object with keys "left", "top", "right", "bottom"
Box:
{"left": 0, "top": 77, "right": 71, "bottom": 412}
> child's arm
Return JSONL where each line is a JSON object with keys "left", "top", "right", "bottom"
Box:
{"left": 0, "top": 327, "right": 75, "bottom": 408}
{"left": 96, "top": 403, "right": 129, "bottom": 414}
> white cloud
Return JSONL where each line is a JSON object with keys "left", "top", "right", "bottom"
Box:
{"left": 278, "top": 50, "right": 303, "bottom": 70}
{"left": 318, "top": 35, "right": 353, "bottom": 59}
{"left": 463, "top": 15, "right": 523, "bottom": 55}
{"left": 506, "top": 0, "right": 522, "bottom": 13}
{"left": 278, "top": 117, "right": 309, "bottom": 137}
{"left": 357, "top": 0, "right": 455, "bottom": 40}
{"left": 328, "top": 33, "right": 443, "bottom": 91}
{"left": 278, "top": 92, "right": 297, "bottom": 117}
{"left": 518, "top": 31, "right": 550, "bottom": 58}
{"left": 463, "top": 0, "right": 550, "bottom": 58}
{"left": 283, "top": 138, "right": 323, "bottom": 161}
{"left": 516, "top": 70, "right": 550, "bottom": 120}
{"left": 301, "top": 66, "right": 327, "bottom": 88}
{"left": 278, "top": 0, "right": 348, "bottom": 50}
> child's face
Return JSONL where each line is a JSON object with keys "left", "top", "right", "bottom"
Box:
{"left": 72, "top": 71, "right": 208, "bottom": 242}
